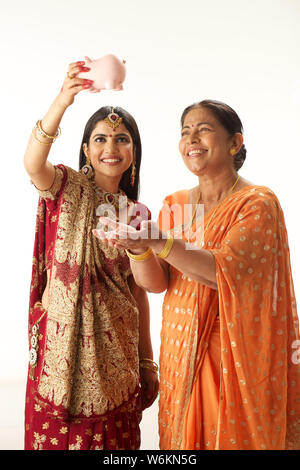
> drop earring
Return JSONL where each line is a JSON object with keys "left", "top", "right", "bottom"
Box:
{"left": 230, "top": 148, "right": 236, "bottom": 156}
{"left": 130, "top": 161, "right": 136, "bottom": 187}
{"left": 81, "top": 148, "right": 94, "bottom": 179}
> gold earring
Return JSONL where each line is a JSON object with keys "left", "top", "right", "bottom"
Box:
{"left": 230, "top": 148, "right": 236, "bottom": 156}
{"left": 130, "top": 161, "right": 136, "bottom": 187}
{"left": 81, "top": 148, "right": 94, "bottom": 179}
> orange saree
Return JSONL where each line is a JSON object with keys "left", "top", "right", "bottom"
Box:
{"left": 158, "top": 185, "right": 300, "bottom": 450}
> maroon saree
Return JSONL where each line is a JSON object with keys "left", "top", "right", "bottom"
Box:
{"left": 25, "top": 164, "right": 149, "bottom": 450}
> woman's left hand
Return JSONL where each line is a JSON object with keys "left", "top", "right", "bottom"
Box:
{"left": 139, "top": 367, "right": 159, "bottom": 410}
{"left": 92, "top": 217, "right": 161, "bottom": 253}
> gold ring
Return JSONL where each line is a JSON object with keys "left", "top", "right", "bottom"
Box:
{"left": 66, "top": 72, "right": 74, "bottom": 79}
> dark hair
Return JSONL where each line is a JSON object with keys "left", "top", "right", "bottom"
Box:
{"left": 180, "top": 99, "right": 247, "bottom": 171}
{"left": 79, "top": 106, "right": 141, "bottom": 200}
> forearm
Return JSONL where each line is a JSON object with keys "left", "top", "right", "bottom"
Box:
{"left": 24, "top": 94, "right": 68, "bottom": 175}
{"left": 130, "top": 281, "right": 159, "bottom": 410}
{"left": 129, "top": 253, "right": 169, "bottom": 293}
{"left": 150, "top": 237, "right": 218, "bottom": 290}
{"left": 138, "top": 297, "right": 153, "bottom": 361}
{"left": 97, "top": 220, "right": 216, "bottom": 291}
{"left": 129, "top": 278, "right": 153, "bottom": 359}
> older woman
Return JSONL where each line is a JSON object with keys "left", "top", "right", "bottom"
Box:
{"left": 94, "top": 99, "right": 300, "bottom": 450}
{"left": 23, "top": 61, "right": 158, "bottom": 450}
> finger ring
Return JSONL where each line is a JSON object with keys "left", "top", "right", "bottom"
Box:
{"left": 66, "top": 72, "right": 74, "bottom": 79}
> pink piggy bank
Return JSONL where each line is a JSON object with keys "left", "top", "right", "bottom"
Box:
{"left": 78, "top": 54, "right": 126, "bottom": 93}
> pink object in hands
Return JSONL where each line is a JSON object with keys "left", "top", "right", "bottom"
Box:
{"left": 78, "top": 54, "right": 126, "bottom": 93}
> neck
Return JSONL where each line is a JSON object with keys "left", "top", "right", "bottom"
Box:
{"left": 197, "top": 169, "right": 239, "bottom": 203}
{"left": 93, "top": 173, "right": 121, "bottom": 194}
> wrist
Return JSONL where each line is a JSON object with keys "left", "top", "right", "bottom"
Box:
{"left": 139, "top": 358, "right": 159, "bottom": 374}
{"left": 150, "top": 232, "right": 174, "bottom": 259}
{"left": 149, "top": 237, "right": 165, "bottom": 253}
{"left": 127, "top": 247, "right": 149, "bottom": 255}
{"left": 55, "top": 93, "right": 71, "bottom": 111}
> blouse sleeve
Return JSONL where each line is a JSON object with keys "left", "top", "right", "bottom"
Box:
{"left": 31, "top": 165, "right": 64, "bottom": 201}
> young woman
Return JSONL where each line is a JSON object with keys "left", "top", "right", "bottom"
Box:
{"left": 23, "top": 60, "right": 158, "bottom": 450}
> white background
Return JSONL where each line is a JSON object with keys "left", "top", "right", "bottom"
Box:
{"left": 0, "top": 0, "right": 299, "bottom": 450}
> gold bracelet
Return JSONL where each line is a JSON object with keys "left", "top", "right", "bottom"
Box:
{"left": 139, "top": 358, "right": 159, "bottom": 373}
{"left": 139, "top": 363, "right": 159, "bottom": 373}
{"left": 31, "top": 130, "right": 53, "bottom": 146}
{"left": 125, "top": 247, "right": 153, "bottom": 261}
{"left": 140, "top": 357, "right": 158, "bottom": 367}
{"left": 35, "top": 120, "right": 61, "bottom": 140}
{"left": 157, "top": 233, "right": 174, "bottom": 259}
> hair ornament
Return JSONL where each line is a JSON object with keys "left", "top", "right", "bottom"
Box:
{"left": 104, "top": 107, "right": 123, "bottom": 130}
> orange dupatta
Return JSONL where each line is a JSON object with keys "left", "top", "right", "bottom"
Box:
{"left": 158, "top": 185, "right": 300, "bottom": 450}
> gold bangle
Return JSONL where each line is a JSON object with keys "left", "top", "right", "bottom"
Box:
{"left": 125, "top": 247, "right": 153, "bottom": 261}
{"left": 140, "top": 358, "right": 158, "bottom": 366}
{"left": 139, "top": 363, "right": 159, "bottom": 373}
{"left": 31, "top": 130, "right": 53, "bottom": 146}
{"left": 139, "top": 359, "right": 159, "bottom": 373}
{"left": 35, "top": 120, "right": 61, "bottom": 140}
{"left": 157, "top": 233, "right": 174, "bottom": 259}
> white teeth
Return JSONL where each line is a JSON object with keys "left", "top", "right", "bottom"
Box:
{"left": 102, "top": 159, "right": 121, "bottom": 163}
{"left": 188, "top": 149, "right": 207, "bottom": 156}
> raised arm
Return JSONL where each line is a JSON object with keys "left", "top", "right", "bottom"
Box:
{"left": 24, "top": 61, "right": 93, "bottom": 190}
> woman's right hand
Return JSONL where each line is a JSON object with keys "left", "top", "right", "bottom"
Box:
{"left": 58, "top": 60, "right": 94, "bottom": 108}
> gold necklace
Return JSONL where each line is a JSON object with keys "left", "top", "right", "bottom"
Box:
{"left": 188, "top": 174, "right": 240, "bottom": 246}
{"left": 91, "top": 181, "right": 128, "bottom": 210}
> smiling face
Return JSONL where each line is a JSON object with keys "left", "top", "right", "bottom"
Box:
{"left": 179, "top": 106, "right": 240, "bottom": 177}
{"left": 83, "top": 120, "right": 135, "bottom": 181}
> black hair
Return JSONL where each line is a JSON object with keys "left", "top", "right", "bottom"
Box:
{"left": 181, "top": 99, "right": 247, "bottom": 171}
{"left": 79, "top": 106, "right": 141, "bottom": 200}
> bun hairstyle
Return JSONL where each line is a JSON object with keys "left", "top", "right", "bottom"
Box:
{"left": 79, "top": 106, "right": 141, "bottom": 201}
{"left": 180, "top": 99, "right": 247, "bottom": 171}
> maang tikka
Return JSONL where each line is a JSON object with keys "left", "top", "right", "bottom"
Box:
{"left": 104, "top": 107, "right": 123, "bottom": 130}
